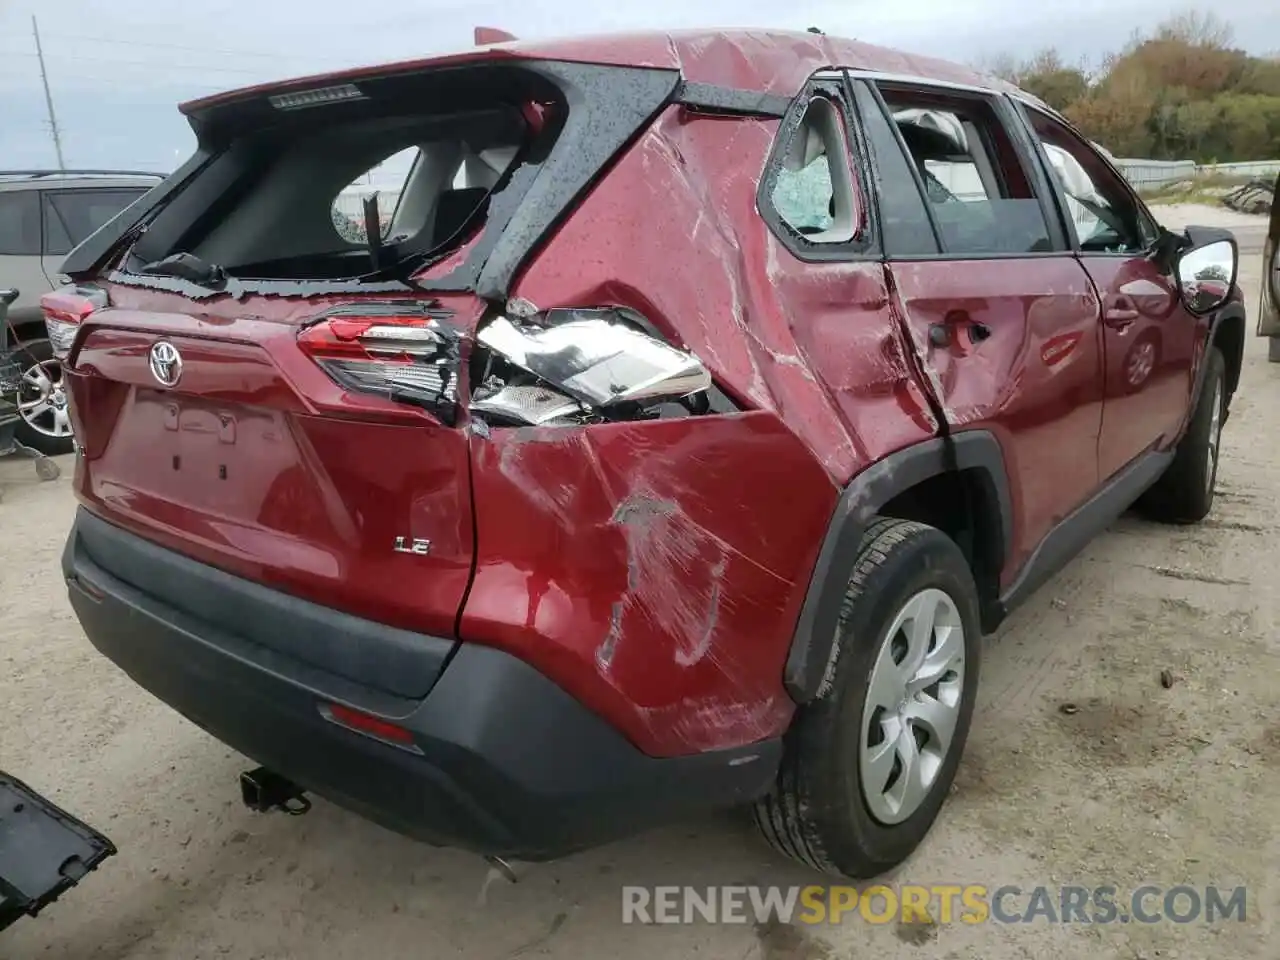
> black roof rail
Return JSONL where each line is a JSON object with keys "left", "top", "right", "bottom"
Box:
{"left": 0, "top": 169, "right": 166, "bottom": 179}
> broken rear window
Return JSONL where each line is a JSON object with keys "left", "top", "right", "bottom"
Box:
{"left": 124, "top": 66, "right": 567, "bottom": 284}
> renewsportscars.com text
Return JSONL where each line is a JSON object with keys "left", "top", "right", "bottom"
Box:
{"left": 621, "top": 884, "right": 1247, "bottom": 926}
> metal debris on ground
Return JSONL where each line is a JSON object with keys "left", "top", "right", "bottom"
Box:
{"left": 1222, "top": 179, "right": 1275, "bottom": 216}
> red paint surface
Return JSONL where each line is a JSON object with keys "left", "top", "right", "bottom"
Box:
{"left": 1082, "top": 258, "right": 1202, "bottom": 479}
{"left": 180, "top": 29, "right": 1027, "bottom": 116}
{"left": 463, "top": 414, "right": 836, "bottom": 756}
{"left": 513, "top": 107, "right": 938, "bottom": 485}
{"left": 67, "top": 313, "right": 475, "bottom": 639}
{"left": 63, "top": 28, "right": 1222, "bottom": 765}
{"left": 888, "top": 259, "right": 1105, "bottom": 580}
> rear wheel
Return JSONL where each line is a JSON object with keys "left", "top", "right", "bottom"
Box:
{"left": 753, "top": 518, "right": 981, "bottom": 878}
{"left": 11, "top": 338, "right": 75, "bottom": 457}
{"left": 1139, "top": 347, "right": 1225, "bottom": 524}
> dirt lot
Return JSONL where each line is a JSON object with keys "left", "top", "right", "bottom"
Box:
{"left": 3, "top": 205, "right": 1277, "bottom": 959}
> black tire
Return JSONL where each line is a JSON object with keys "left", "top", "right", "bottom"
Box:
{"left": 9, "top": 337, "right": 75, "bottom": 457}
{"left": 1269, "top": 336, "right": 1280, "bottom": 364}
{"left": 1139, "top": 347, "right": 1225, "bottom": 524}
{"left": 754, "top": 518, "right": 982, "bottom": 878}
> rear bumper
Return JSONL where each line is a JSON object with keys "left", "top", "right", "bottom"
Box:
{"left": 63, "top": 508, "right": 780, "bottom": 859}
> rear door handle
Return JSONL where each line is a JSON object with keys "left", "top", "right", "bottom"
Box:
{"left": 928, "top": 315, "right": 990, "bottom": 347}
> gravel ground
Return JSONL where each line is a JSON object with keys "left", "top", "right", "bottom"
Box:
{"left": 2, "top": 205, "right": 1276, "bottom": 959}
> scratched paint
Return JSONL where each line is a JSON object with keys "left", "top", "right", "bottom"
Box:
{"left": 514, "top": 106, "right": 938, "bottom": 487}
{"left": 64, "top": 28, "right": 1052, "bottom": 758}
{"left": 461, "top": 414, "right": 836, "bottom": 757}
{"left": 888, "top": 258, "right": 1107, "bottom": 578}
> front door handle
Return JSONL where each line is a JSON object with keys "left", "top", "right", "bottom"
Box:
{"left": 1104, "top": 297, "right": 1139, "bottom": 329}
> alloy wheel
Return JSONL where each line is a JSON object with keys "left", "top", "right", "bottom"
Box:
{"left": 17, "top": 358, "right": 73, "bottom": 441}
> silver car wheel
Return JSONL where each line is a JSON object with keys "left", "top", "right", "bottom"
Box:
{"left": 859, "top": 587, "right": 966, "bottom": 826}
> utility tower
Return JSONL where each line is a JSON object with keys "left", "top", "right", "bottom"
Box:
{"left": 32, "top": 15, "right": 67, "bottom": 171}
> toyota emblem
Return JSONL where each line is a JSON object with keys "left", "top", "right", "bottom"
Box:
{"left": 148, "top": 341, "right": 183, "bottom": 387}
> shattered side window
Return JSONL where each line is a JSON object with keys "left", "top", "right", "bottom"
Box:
{"left": 773, "top": 156, "right": 834, "bottom": 234}
{"left": 766, "top": 95, "right": 860, "bottom": 245}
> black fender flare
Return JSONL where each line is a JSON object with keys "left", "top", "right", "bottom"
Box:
{"left": 1192, "top": 301, "right": 1245, "bottom": 422}
{"left": 784, "top": 431, "right": 1013, "bottom": 703}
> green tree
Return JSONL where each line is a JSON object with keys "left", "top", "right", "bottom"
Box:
{"left": 985, "top": 11, "right": 1280, "bottom": 162}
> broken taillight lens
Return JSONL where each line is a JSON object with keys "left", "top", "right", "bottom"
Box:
{"left": 469, "top": 306, "right": 713, "bottom": 427}
{"left": 297, "top": 305, "right": 463, "bottom": 423}
{"left": 39, "top": 286, "right": 107, "bottom": 361}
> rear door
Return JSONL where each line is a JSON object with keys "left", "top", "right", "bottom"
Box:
{"left": 1260, "top": 173, "right": 1280, "bottom": 342}
{"left": 852, "top": 77, "right": 1104, "bottom": 579}
{"left": 1016, "top": 105, "right": 1196, "bottom": 481}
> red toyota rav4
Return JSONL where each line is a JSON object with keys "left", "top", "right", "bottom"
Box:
{"left": 46, "top": 30, "right": 1244, "bottom": 879}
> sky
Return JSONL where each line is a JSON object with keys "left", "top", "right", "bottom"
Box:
{"left": 1, "top": 0, "right": 1277, "bottom": 171}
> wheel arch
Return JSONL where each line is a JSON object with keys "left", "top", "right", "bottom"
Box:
{"left": 1210, "top": 302, "right": 1245, "bottom": 403}
{"left": 783, "top": 431, "right": 1012, "bottom": 704}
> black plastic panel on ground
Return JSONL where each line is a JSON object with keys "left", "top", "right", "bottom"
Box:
{"left": 0, "top": 772, "right": 116, "bottom": 931}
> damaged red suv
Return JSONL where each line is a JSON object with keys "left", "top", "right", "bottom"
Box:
{"left": 49, "top": 29, "right": 1244, "bottom": 878}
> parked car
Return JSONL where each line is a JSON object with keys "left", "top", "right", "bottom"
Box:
{"left": 47, "top": 30, "right": 1245, "bottom": 879}
{"left": 0, "top": 170, "right": 162, "bottom": 453}
{"left": 1259, "top": 172, "right": 1280, "bottom": 361}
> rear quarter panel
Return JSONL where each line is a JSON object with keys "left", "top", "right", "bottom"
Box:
{"left": 462, "top": 105, "right": 939, "bottom": 756}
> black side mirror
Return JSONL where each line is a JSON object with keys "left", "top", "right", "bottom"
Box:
{"left": 1174, "top": 226, "right": 1238, "bottom": 316}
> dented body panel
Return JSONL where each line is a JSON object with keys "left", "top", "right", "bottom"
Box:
{"left": 513, "top": 107, "right": 937, "bottom": 486}
{"left": 887, "top": 258, "right": 1104, "bottom": 579}
{"left": 463, "top": 414, "right": 836, "bottom": 756}
{"left": 179, "top": 30, "right": 1026, "bottom": 118}
{"left": 52, "top": 26, "right": 1240, "bottom": 861}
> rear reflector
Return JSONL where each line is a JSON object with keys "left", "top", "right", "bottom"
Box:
{"left": 321, "top": 702, "right": 420, "bottom": 751}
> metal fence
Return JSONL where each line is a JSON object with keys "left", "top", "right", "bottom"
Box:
{"left": 1114, "top": 157, "right": 1280, "bottom": 190}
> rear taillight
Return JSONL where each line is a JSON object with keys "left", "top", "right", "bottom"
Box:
{"left": 297, "top": 303, "right": 463, "bottom": 423}
{"left": 39, "top": 286, "right": 107, "bottom": 361}
{"left": 468, "top": 306, "right": 719, "bottom": 426}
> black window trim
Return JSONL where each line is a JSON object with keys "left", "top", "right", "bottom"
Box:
{"left": 756, "top": 74, "right": 882, "bottom": 264}
{"left": 853, "top": 77, "right": 943, "bottom": 256}
{"left": 1009, "top": 97, "right": 1163, "bottom": 259}
{"left": 855, "top": 77, "right": 1072, "bottom": 262}
{"left": 0, "top": 188, "right": 44, "bottom": 258}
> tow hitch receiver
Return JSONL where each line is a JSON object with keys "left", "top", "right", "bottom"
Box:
{"left": 239, "top": 768, "right": 312, "bottom": 815}
{"left": 0, "top": 772, "right": 116, "bottom": 932}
